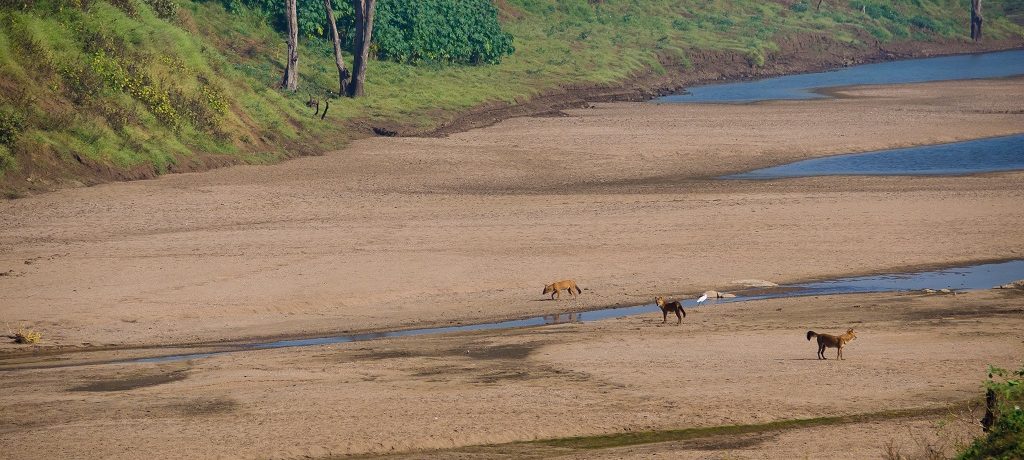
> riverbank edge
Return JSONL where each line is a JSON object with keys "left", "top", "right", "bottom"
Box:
{"left": 411, "top": 38, "right": 1024, "bottom": 138}
{"left": 2, "top": 35, "right": 1022, "bottom": 198}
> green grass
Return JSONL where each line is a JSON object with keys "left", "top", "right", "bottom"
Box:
{"left": 1, "top": 0, "right": 1022, "bottom": 186}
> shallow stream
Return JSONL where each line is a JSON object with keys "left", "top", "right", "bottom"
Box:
{"left": 135, "top": 259, "right": 1024, "bottom": 364}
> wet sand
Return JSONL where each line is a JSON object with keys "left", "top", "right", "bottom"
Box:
{"left": 0, "top": 77, "right": 1023, "bottom": 458}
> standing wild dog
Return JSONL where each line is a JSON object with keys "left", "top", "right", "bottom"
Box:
{"left": 543, "top": 280, "right": 582, "bottom": 300}
{"left": 806, "top": 328, "right": 857, "bottom": 360}
{"left": 655, "top": 296, "right": 687, "bottom": 324}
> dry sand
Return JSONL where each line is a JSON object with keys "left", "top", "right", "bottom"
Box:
{"left": 0, "top": 77, "right": 1023, "bottom": 458}
{"left": 0, "top": 290, "right": 1020, "bottom": 458}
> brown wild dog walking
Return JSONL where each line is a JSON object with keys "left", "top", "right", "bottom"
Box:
{"left": 543, "top": 280, "right": 582, "bottom": 300}
{"left": 655, "top": 296, "right": 687, "bottom": 324}
{"left": 806, "top": 329, "right": 857, "bottom": 360}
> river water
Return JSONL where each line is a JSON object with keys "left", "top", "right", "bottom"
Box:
{"left": 658, "top": 49, "right": 1024, "bottom": 103}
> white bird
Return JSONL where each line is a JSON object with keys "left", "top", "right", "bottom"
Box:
{"left": 696, "top": 293, "right": 708, "bottom": 305}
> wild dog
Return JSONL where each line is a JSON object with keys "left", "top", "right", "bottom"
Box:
{"left": 655, "top": 296, "right": 687, "bottom": 324}
{"left": 543, "top": 280, "right": 582, "bottom": 300}
{"left": 806, "top": 328, "right": 857, "bottom": 360}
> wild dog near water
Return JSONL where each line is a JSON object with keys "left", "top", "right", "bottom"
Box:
{"left": 543, "top": 280, "right": 582, "bottom": 300}
{"left": 655, "top": 296, "right": 687, "bottom": 325}
{"left": 806, "top": 328, "right": 857, "bottom": 360}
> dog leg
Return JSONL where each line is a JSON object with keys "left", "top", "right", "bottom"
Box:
{"left": 675, "top": 309, "right": 682, "bottom": 325}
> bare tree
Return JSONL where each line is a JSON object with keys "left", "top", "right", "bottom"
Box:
{"left": 970, "top": 0, "right": 983, "bottom": 41}
{"left": 348, "top": 0, "right": 376, "bottom": 97}
{"left": 323, "top": 0, "right": 350, "bottom": 96}
{"left": 281, "top": 0, "right": 299, "bottom": 91}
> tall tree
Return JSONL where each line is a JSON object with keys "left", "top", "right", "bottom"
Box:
{"left": 970, "top": 0, "right": 983, "bottom": 41}
{"left": 324, "top": 0, "right": 350, "bottom": 96}
{"left": 281, "top": 0, "right": 299, "bottom": 91}
{"left": 348, "top": 0, "right": 376, "bottom": 98}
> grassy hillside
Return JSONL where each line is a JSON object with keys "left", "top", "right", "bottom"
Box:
{"left": 1, "top": 0, "right": 1022, "bottom": 194}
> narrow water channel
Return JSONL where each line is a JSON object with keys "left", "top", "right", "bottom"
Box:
{"left": 133, "top": 260, "right": 1024, "bottom": 364}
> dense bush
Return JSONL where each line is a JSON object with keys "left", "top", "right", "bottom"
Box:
{"left": 958, "top": 365, "right": 1024, "bottom": 459}
{"left": 0, "top": 109, "right": 24, "bottom": 146}
{"left": 225, "top": 0, "right": 513, "bottom": 66}
{"left": 374, "top": 0, "right": 514, "bottom": 65}
{"left": 143, "top": 0, "right": 177, "bottom": 20}
{"left": 224, "top": 0, "right": 353, "bottom": 41}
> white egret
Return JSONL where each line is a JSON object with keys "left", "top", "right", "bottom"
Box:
{"left": 696, "top": 293, "right": 708, "bottom": 305}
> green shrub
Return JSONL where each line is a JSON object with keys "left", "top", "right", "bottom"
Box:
{"left": 850, "top": 1, "right": 907, "bottom": 24}
{"left": 958, "top": 365, "right": 1024, "bottom": 459}
{"left": 373, "top": 0, "right": 514, "bottom": 65}
{"left": 227, "top": 0, "right": 513, "bottom": 65}
{"left": 107, "top": 0, "right": 139, "bottom": 17}
{"left": 670, "top": 18, "right": 691, "bottom": 31}
{"left": 0, "top": 145, "right": 15, "bottom": 175}
{"left": 168, "top": 78, "right": 226, "bottom": 134}
{"left": 745, "top": 47, "right": 765, "bottom": 67}
{"left": 909, "top": 14, "right": 938, "bottom": 31}
{"left": 0, "top": 109, "right": 25, "bottom": 146}
{"left": 143, "top": 0, "right": 176, "bottom": 19}
{"left": 791, "top": 0, "right": 810, "bottom": 13}
{"left": 225, "top": 0, "right": 353, "bottom": 40}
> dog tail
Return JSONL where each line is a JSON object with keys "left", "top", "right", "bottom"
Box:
{"left": 806, "top": 331, "right": 817, "bottom": 341}
{"left": 575, "top": 285, "right": 582, "bottom": 294}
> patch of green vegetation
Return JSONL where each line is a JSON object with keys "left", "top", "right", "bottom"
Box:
{"left": 0, "top": 145, "right": 16, "bottom": 176}
{"left": 958, "top": 364, "right": 1024, "bottom": 459}
{"left": 374, "top": 0, "right": 514, "bottom": 65}
{"left": 0, "top": 0, "right": 1021, "bottom": 188}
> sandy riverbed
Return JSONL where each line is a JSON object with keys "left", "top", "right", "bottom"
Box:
{"left": 0, "top": 77, "right": 1023, "bottom": 458}
{"left": 0, "top": 78, "right": 1022, "bottom": 351}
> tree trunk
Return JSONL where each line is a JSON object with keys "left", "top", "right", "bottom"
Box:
{"left": 981, "top": 388, "right": 996, "bottom": 432}
{"left": 348, "top": 0, "right": 376, "bottom": 98}
{"left": 281, "top": 0, "right": 299, "bottom": 91}
{"left": 323, "top": 0, "right": 349, "bottom": 97}
{"left": 971, "top": 0, "right": 983, "bottom": 42}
